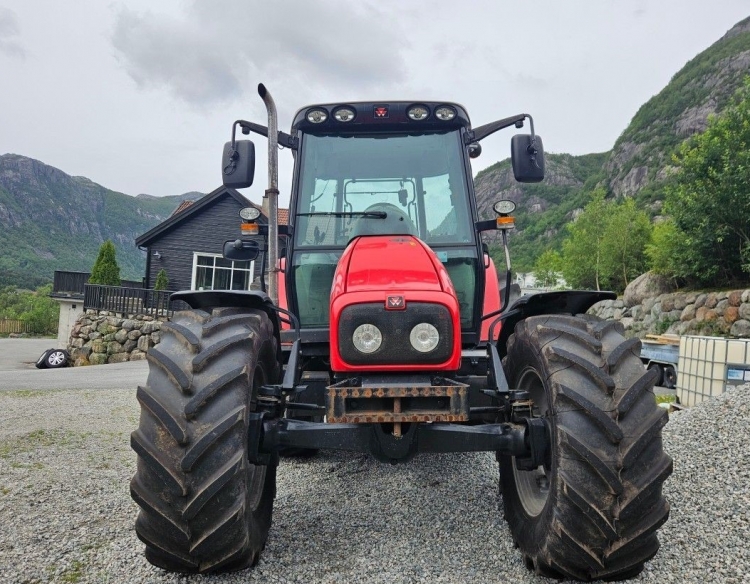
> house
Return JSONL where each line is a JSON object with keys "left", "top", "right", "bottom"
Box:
{"left": 135, "top": 186, "right": 286, "bottom": 293}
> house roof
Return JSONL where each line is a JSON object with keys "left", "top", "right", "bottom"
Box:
{"left": 171, "top": 200, "right": 195, "bottom": 216}
{"left": 136, "top": 186, "right": 258, "bottom": 247}
{"left": 277, "top": 208, "right": 289, "bottom": 225}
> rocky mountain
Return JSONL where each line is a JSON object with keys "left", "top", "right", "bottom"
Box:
{"left": 0, "top": 154, "right": 204, "bottom": 288}
{"left": 475, "top": 16, "right": 750, "bottom": 270}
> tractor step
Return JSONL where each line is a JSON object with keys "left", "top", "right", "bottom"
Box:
{"left": 326, "top": 375, "right": 469, "bottom": 425}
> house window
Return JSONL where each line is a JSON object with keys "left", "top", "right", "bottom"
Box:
{"left": 191, "top": 253, "right": 255, "bottom": 291}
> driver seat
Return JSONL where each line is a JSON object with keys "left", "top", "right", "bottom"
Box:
{"left": 349, "top": 203, "right": 417, "bottom": 239}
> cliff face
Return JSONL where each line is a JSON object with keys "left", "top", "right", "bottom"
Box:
{"left": 605, "top": 16, "right": 750, "bottom": 198}
{"left": 0, "top": 154, "right": 203, "bottom": 288}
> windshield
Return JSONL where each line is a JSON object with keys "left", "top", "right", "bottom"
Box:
{"left": 294, "top": 131, "right": 473, "bottom": 248}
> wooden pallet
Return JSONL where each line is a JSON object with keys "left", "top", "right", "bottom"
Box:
{"left": 644, "top": 333, "right": 681, "bottom": 346}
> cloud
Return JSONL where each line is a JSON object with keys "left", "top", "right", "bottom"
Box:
{"left": 111, "top": 0, "right": 408, "bottom": 108}
{"left": 0, "top": 7, "right": 26, "bottom": 59}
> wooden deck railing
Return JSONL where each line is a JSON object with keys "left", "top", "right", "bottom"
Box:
{"left": 53, "top": 271, "right": 143, "bottom": 297}
{"left": 84, "top": 285, "right": 182, "bottom": 318}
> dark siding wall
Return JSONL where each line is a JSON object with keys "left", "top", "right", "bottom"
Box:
{"left": 147, "top": 195, "right": 251, "bottom": 292}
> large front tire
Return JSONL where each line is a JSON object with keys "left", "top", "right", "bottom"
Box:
{"left": 131, "top": 308, "right": 280, "bottom": 573}
{"left": 500, "top": 315, "right": 672, "bottom": 581}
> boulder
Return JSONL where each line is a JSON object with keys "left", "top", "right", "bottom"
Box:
{"left": 107, "top": 341, "right": 124, "bottom": 355}
{"left": 725, "top": 306, "right": 740, "bottom": 324}
{"left": 108, "top": 353, "right": 130, "bottom": 364}
{"left": 730, "top": 320, "right": 750, "bottom": 337}
{"left": 90, "top": 353, "right": 107, "bottom": 365}
{"left": 130, "top": 350, "right": 147, "bottom": 361}
{"left": 137, "top": 335, "right": 152, "bottom": 352}
{"left": 114, "top": 329, "right": 129, "bottom": 344}
{"left": 623, "top": 272, "right": 675, "bottom": 308}
{"left": 127, "top": 329, "right": 142, "bottom": 341}
{"left": 680, "top": 304, "right": 696, "bottom": 322}
{"left": 728, "top": 290, "right": 743, "bottom": 307}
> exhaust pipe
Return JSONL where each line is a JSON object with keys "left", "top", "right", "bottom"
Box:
{"left": 258, "top": 83, "right": 279, "bottom": 305}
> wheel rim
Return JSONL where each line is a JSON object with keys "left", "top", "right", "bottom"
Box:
{"left": 48, "top": 351, "right": 65, "bottom": 366}
{"left": 512, "top": 366, "right": 551, "bottom": 518}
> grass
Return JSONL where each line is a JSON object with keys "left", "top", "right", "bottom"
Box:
{"left": 0, "top": 429, "right": 91, "bottom": 458}
{"left": 655, "top": 393, "right": 677, "bottom": 404}
{"left": 60, "top": 560, "right": 85, "bottom": 583}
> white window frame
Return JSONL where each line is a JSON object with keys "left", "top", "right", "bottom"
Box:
{"left": 190, "top": 252, "right": 255, "bottom": 291}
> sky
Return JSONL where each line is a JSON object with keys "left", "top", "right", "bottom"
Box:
{"left": 0, "top": 1, "right": 748, "bottom": 209}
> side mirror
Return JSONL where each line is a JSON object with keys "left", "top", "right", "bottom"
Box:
{"left": 222, "top": 140, "right": 255, "bottom": 188}
{"left": 511, "top": 134, "right": 545, "bottom": 183}
{"left": 223, "top": 239, "right": 260, "bottom": 262}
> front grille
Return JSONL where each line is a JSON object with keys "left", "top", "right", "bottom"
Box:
{"left": 338, "top": 302, "right": 453, "bottom": 366}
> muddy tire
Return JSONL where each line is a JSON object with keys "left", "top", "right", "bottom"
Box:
{"left": 130, "top": 308, "right": 280, "bottom": 573}
{"left": 500, "top": 315, "right": 672, "bottom": 581}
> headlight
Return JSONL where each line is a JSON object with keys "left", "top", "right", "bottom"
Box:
{"left": 306, "top": 108, "right": 328, "bottom": 123}
{"left": 409, "top": 323, "right": 440, "bottom": 353}
{"left": 434, "top": 106, "right": 456, "bottom": 121}
{"left": 352, "top": 324, "right": 382, "bottom": 354}
{"left": 333, "top": 107, "right": 356, "bottom": 122}
{"left": 407, "top": 104, "right": 430, "bottom": 121}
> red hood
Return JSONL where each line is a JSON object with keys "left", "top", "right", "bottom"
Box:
{"left": 341, "top": 235, "right": 452, "bottom": 294}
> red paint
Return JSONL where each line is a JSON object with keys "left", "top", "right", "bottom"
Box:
{"left": 329, "top": 236, "right": 461, "bottom": 372}
{"left": 278, "top": 257, "right": 289, "bottom": 330}
{"left": 481, "top": 254, "right": 502, "bottom": 341}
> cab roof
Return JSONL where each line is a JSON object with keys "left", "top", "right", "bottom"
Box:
{"left": 291, "top": 101, "right": 471, "bottom": 134}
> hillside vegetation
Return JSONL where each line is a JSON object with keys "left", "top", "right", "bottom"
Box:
{"left": 0, "top": 154, "right": 202, "bottom": 288}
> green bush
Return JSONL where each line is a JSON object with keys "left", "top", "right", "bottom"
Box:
{"left": 154, "top": 269, "right": 169, "bottom": 291}
{"left": 89, "top": 240, "right": 121, "bottom": 286}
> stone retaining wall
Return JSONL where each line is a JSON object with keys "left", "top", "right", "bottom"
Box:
{"left": 589, "top": 289, "right": 750, "bottom": 338}
{"left": 67, "top": 310, "right": 166, "bottom": 366}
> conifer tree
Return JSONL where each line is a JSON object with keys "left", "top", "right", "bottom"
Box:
{"left": 89, "top": 240, "right": 121, "bottom": 286}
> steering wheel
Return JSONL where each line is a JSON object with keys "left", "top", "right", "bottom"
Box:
{"left": 350, "top": 203, "right": 417, "bottom": 238}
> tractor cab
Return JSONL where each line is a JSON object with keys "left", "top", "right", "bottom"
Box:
{"left": 223, "top": 100, "right": 545, "bottom": 349}
{"left": 291, "top": 107, "right": 479, "bottom": 334}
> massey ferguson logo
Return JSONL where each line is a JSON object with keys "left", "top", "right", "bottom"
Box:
{"left": 374, "top": 105, "right": 389, "bottom": 118}
{"left": 386, "top": 295, "right": 405, "bottom": 310}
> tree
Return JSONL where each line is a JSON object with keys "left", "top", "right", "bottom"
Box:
{"left": 601, "top": 199, "right": 652, "bottom": 291}
{"left": 646, "top": 219, "right": 684, "bottom": 280}
{"left": 561, "top": 190, "right": 612, "bottom": 290}
{"left": 89, "top": 240, "right": 121, "bottom": 286}
{"left": 154, "top": 269, "right": 169, "bottom": 291}
{"left": 533, "top": 249, "right": 562, "bottom": 288}
{"left": 663, "top": 77, "right": 750, "bottom": 286}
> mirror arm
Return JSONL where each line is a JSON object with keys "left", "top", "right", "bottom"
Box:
{"left": 233, "top": 120, "right": 297, "bottom": 150}
{"left": 466, "top": 113, "right": 534, "bottom": 144}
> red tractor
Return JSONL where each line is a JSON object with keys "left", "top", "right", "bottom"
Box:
{"left": 131, "top": 85, "right": 672, "bottom": 580}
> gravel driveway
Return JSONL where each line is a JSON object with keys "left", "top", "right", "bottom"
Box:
{"left": 0, "top": 389, "right": 750, "bottom": 584}
{"left": 0, "top": 361, "right": 747, "bottom": 582}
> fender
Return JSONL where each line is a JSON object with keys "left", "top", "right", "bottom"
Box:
{"left": 495, "top": 290, "right": 616, "bottom": 358}
{"left": 170, "top": 290, "right": 282, "bottom": 361}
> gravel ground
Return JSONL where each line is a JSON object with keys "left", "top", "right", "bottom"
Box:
{"left": 0, "top": 385, "right": 748, "bottom": 584}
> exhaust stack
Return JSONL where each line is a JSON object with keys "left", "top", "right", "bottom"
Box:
{"left": 258, "top": 83, "right": 279, "bottom": 305}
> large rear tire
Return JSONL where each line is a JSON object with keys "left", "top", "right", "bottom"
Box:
{"left": 131, "top": 307, "right": 280, "bottom": 573}
{"left": 500, "top": 315, "right": 672, "bottom": 581}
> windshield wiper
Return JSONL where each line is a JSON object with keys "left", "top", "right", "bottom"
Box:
{"left": 296, "top": 211, "right": 386, "bottom": 218}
